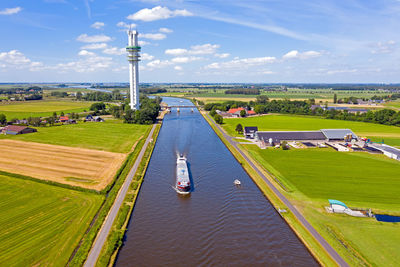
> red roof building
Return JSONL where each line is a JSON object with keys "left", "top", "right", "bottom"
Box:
{"left": 227, "top": 107, "right": 245, "bottom": 114}
{"left": 60, "top": 116, "right": 69, "bottom": 122}
{"left": 247, "top": 110, "right": 256, "bottom": 115}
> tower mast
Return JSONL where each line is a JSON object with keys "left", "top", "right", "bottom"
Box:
{"left": 126, "top": 30, "right": 140, "bottom": 110}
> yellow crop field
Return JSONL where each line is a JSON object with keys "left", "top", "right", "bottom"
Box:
{"left": 0, "top": 140, "right": 126, "bottom": 190}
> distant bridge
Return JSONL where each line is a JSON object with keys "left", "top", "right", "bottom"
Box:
{"left": 167, "top": 105, "right": 196, "bottom": 108}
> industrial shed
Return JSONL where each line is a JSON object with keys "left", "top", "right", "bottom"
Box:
{"left": 320, "top": 129, "right": 358, "bottom": 141}
{"left": 2, "top": 125, "right": 37, "bottom": 135}
{"left": 255, "top": 131, "right": 326, "bottom": 145}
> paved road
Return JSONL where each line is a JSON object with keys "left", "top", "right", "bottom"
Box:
{"left": 84, "top": 124, "right": 157, "bottom": 267}
{"left": 205, "top": 113, "right": 349, "bottom": 267}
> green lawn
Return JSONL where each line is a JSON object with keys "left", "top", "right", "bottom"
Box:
{"left": 222, "top": 114, "right": 400, "bottom": 146}
{"left": 0, "top": 100, "right": 92, "bottom": 119}
{"left": 245, "top": 146, "right": 400, "bottom": 265}
{"left": 0, "top": 120, "right": 150, "bottom": 153}
{"left": 0, "top": 174, "right": 103, "bottom": 266}
{"left": 243, "top": 145, "right": 400, "bottom": 266}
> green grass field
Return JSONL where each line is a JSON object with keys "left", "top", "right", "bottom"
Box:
{"left": 222, "top": 114, "right": 400, "bottom": 146}
{"left": 244, "top": 146, "right": 400, "bottom": 266}
{"left": 0, "top": 173, "right": 103, "bottom": 266}
{"left": 0, "top": 100, "right": 92, "bottom": 119}
{"left": 0, "top": 120, "right": 150, "bottom": 153}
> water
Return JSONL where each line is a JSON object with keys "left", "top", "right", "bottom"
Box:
{"left": 115, "top": 97, "right": 317, "bottom": 267}
{"left": 375, "top": 214, "right": 400, "bottom": 222}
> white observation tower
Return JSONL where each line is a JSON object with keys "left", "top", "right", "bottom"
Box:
{"left": 126, "top": 30, "right": 140, "bottom": 110}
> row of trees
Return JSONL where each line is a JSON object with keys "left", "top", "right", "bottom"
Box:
{"left": 109, "top": 96, "right": 161, "bottom": 125}
{"left": 225, "top": 88, "right": 260, "bottom": 95}
{"left": 205, "top": 97, "right": 400, "bottom": 127}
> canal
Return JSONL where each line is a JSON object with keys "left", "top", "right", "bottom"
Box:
{"left": 115, "top": 97, "right": 317, "bottom": 266}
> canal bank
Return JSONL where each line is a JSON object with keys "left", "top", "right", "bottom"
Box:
{"left": 115, "top": 97, "right": 318, "bottom": 267}
{"left": 201, "top": 111, "right": 346, "bottom": 267}
{"left": 83, "top": 123, "right": 159, "bottom": 267}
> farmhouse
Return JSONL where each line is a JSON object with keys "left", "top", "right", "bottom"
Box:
{"left": 244, "top": 126, "right": 258, "bottom": 139}
{"left": 226, "top": 108, "right": 256, "bottom": 118}
{"left": 59, "top": 116, "right": 69, "bottom": 122}
{"left": 2, "top": 125, "right": 37, "bottom": 135}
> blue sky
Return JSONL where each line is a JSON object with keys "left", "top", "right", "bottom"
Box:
{"left": 1, "top": 0, "right": 400, "bottom": 83}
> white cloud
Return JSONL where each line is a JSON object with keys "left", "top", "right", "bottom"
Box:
{"left": 139, "top": 40, "right": 150, "bottom": 46}
{"left": 141, "top": 53, "right": 154, "bottom": 60}
{"left": 0, "top": 50, "right": 43, "bottom": 71}
{"left": 174, "top": 66, "right": 183, "bottom": 71}
{"left": 76, "top": 34, "right": 112, "bottom": 43}
{"left": 165, "top": 48, "right": 188, "bottom": 56}
{"left": 146, "top": 59, "right": 172, "bottom": 69}
{"left": 171, "top": 56, "right": 202, "bottom": 63}
{"left": 0, "top": 7, "right": 22, "bottom": 15}
{"left": 54, "top": 54, "right": 113, "bottom": 73}
{"left": 326, "top": 69, "right": 358, "bottom": 75}
{"left": 165, "top": 44, "right": 220, "bottom": 56}
{"left": 205, "top": 56, "right": 276, "bottom": 69}
{"left": 283, "top": 50, "right": 321, "bottom": 60}
{"left": 371, "top": 41, "right": 396, "bottom": 54}
{"left": 159, "top": 27, "right": 173, "bottom": 33}
{"left": 91, "top": 22, "right": 105, "bottom": 29}
{"left": 78, "top": 50, "right": 95, "bottom": 56}
{"left": 127, "top": 6, "right": 193, "bottom": 22}
{"left": 215, "top": 53, "right": 230, "bottom": 58}
{"left": 117, "top": 21, "right": 136, "bottom": 29}
{"left": 139, "top": 33, "right": 166, "bottom": 40}
{"left": 103, "top": 47, "right": 125, "bottom": 55}
{"left": 81, "top": 43, "right": 108, "bottom": 50}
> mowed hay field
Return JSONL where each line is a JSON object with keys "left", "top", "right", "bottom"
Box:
{"left": 0, "top": 120, "right": 150, "bottom": 153}
{"left": 244, "top": 146, "right": 400, "bottom": 266}
{"left": 0, "top": 140, "right": 126, "bottom": 190}
{"left": 222, "top": 114, "right": 400, "bottom": 146}
{"left": 0, "top": 173, "right": 103, "bottom": 266}
{"left": 0, "top": 100, "right": 92, "bottom": 119}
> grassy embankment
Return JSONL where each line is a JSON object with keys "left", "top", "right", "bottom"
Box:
{"left": 222, "top": 115, "right": 400, "bottom": 266}
{"left": 0, "top": 100, "right": 92, "bottom": 119}
{"left": 222, "top": 114, "right": 400, "bottom": 147}
{"left": 96, "top": 124, "right": 161, "bottom": 267}
{"left": 0, "top": 119, "right": 150, "bottom": 153}
{"left": 201, "top": 111, "right": 337, "bottom": 267}
{"left": 0, "top": 173, "right": 103, "bottom": 266}
{"left": 69, "top": 126, "right": 151, "bottom": 266}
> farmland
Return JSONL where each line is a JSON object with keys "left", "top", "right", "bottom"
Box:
{"left": 0, "top": 173, "right": 103, "bottom": 266}
{"left": 243, "top": 145, "right": 400, "bottom": 266}
{"left": 222, "top": 114, "right": 400, "bottom": 146}
{"left": 0, "top": 100, "right": 92, "bottom": 119}
{"left": 0, "top": 140, "right": 126, "bottom": 190}
{"left": 0, "top": 120, "right": 150, "bottom": 153}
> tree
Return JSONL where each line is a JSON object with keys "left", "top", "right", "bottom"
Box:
{"left": 235, "top": 123, "right": 243, "bottom": 134}
{"left": 214, "top": 114, "right": 223, "bottom": 124}
{"left": 209, "top": 109, "right": 217, "bottom": 117}
{"left": 0, "top": 114, "right": 6, "bottom": 125}
{"left": 240, "top": 109, "right": 246, "bottom": 117}
{"left": 76, "top": 91, "right": 82, "bottom": 100}
{"left": 60, "top": 111, "right": 65, "bottom": 116}
{"left": 256, "top": 95, "right": 269, "bottom": 104}
{"left": 53, "top": 112, "right": 57, "bottom": 119}
{"left": 281, "top": 141, "right": 289, "bottom": 150}
{"left": 333, "top": 93, "right": 337, "bottom": 104}
{"left": 90, "top": 102, "right": 106, "bottom": 112}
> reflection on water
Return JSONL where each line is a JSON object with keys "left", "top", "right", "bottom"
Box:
{"left": 115, "top": 97, "right": 317, "bottom": 267}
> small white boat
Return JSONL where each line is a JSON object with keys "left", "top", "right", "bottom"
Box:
{"left": 234, "top": 179, "right": 241, "bottom": 185}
